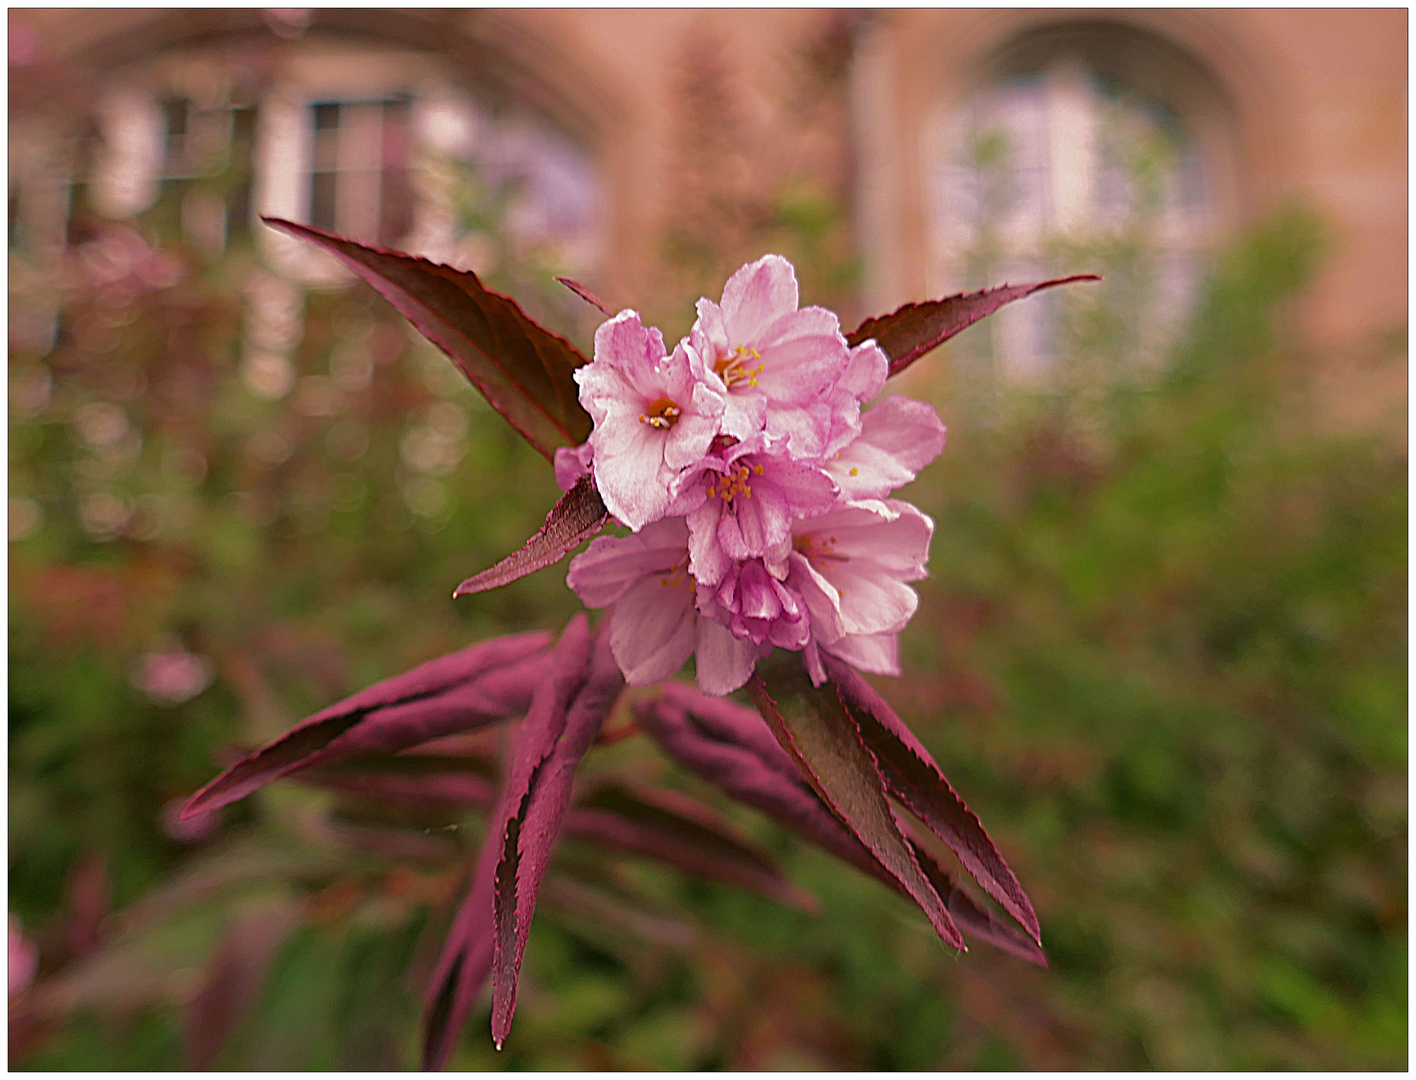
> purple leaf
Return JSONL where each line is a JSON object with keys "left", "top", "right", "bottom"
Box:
{"left": 912, "top": 840, "right": 1048, "bottom": 967}
{"left": 183, "top": 900, "right": 297, "bottom": 1069}
{"left": 297, "top": 754, "right": 498, "bottom": 812}
{"left": 748, "top": 668, "right": 964, "bottom": 950}
{"left": 421, "top": 616, "right": 603, "bottom": 1069}
{"left": 847, "top": 275, "right": 1102, "bottom": 377}
{"left": 565, "top": 780, "right": 817, "bottom": 912}
{"left": 180, "top": 631, "right": 551, "bottom": 819}
{"left": 421, "top": 819, "right": 501, "bottom": 1070}
{"left": 825, "top": 654, "right": 1041, "bottom": 945}
{"left": 554, "top": 276, "right": 615, "bottom": 316}
{"left": 263, "top": 217, "right": 592, "bottom": 460}
{"left": 453, "top": 477, "right": 608, "bottom": 598}
{"left": 634, "top": 687, "right": 896, "bottom": 889}
{"left": 491, "top": 619, "right": 624, "bottom": 1048}
{"left": 636, "top": 687, "right": 1045, "bottom": 962}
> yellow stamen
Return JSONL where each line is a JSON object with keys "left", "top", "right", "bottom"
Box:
{"left": 713, "top": 345, "right": 765, "bottom": 390}
{"left": 639, "top": 397, "right": 682, "bottom": 430}
{"left": 707, "top": 462, "right": 755, "bottom": 506}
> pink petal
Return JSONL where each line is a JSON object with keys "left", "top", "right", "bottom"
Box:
{"left": 684, "top": 500, "right": 732, "bottom": 587}
{"left": 609, "top": 573, "right": 698, "bottom": 685}
{"left": 590, "top": 414, "right": 671, "bottom": 530}
{"left": 823, "top": 631, "right": 901, "bottom": 676}
{"left": 553, "top": 443, "right": 594, "bottom": 493}
{"left": 829, "top": 397, "right": 947, "bottom": 501}
{"left": 694, "top": 618, "right": 764, "bottom": 695}
{"left": 566, "top": 518, "right": 689, "bottom": 609}
{"left": 719, "top": 255, "right": 799, "bottom": 345}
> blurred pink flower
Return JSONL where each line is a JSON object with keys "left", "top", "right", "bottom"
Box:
{"left": 130, "top": 649, "right": 215, "bottom": 706}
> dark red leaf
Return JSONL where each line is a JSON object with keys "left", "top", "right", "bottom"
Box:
{"left": 421, "top": 821, "right": 501, "bottom": 1070}
{"left": 634, "top": 688, "right": 895, "bottom": 888}
{"left": 554, "top": 276, "right": 615, "bottom": 317}
{"left": 263, "top": 217, "right": 592, "bottom": 459}
{"left": 491, "top": 619, "right": 624, "bottom": 1048}
{"left": 423, "top": 615, "right": 604, "bottom": 1066}
{"left": 565, "top": 780, "right": 816, "bottom": 912}
{"left": 748, "top": 668, "right": 964, "bottom": 950}
{"left": 180, "top": 631, "right": 551, "bottom": 819}
{"left": 847, "top": 275, "right": 1102, "bottom": 376}
{"left": 183, "top": 901, "right": 298, "bottom": 1069}
{"left": 913, "top": 840, "right": 1048, "bottom": 967}
{"left": 629, "top": 689, "right": 1047, "bottom": 962}
{"left": 536, "top": 874, "right": 697, "bottom": 949}
{"left": 825, "top": 654, "right": 1041, "bottom": 945}
{"left": 298, "top": 754, "right": 498, "bottom": 812}
{"left": 420, "top": 616, "right": 596, "bottom": 1069}
{"left": 453, "top": 477, "right": 608, "bottom": 598}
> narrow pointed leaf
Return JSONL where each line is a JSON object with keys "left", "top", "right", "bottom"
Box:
{"left": 453, "top": 477, "right": 608, "bottom": 598}
{"left": 491, "top": 621, "right": 624, "bottom": 1048}
{"left": 825, "top": 654, "right": 1041, "bottom": 944}
{"left": 537, "top": 874, "right": 697, "bottom": 949}
{"left": 566, "top": 780, "right": 816, "bottom": 912}
{"left": 635, "top": 689, "right": 1045, "bottom": 962}
{"left": 913, "top": 840, "right": 1048, "bottom": 967}
{"left": 748, "top": 668, "right": 964, "bottom": 950}
{"left": 263, "top": 217, "right": 592, "bottom": 459}
{"left": 180, "top": 631, "right": 551, "bottom": 819}
{"left": 421, "top": 619, "right": 594, "bottom": 1069}
{"left": 298, "top": 754, "right": 499, "bottom": 812}
{"left": 422, "top": 825, "right": 501, "bottom": 1070}
{"left": 635, "top": 688, "right": 896, "bottom": 888}
{"left": 555, "top": 276, "right": 615, "bottom": 316}
{"left": 847, "top": 275, "right": 1102, "bottom": 376}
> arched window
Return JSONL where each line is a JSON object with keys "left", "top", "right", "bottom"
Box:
{"left": 924, "top": 22, "right": 1234, "bottom": 377}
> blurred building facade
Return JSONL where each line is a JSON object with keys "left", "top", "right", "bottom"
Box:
{"left": 9, "top": 8, "right": 1407, "bottom": 420}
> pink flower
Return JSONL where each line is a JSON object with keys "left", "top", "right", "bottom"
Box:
{"left": 700, "top": 558, "right": 811, "bottom": 651}
{"left": 825, "top": 396, "right": 947, "bottom": 503}
{"left": 668, "top": 434, "right": 837, "bottom": 588}
{"left": 553, "top": 442, "right": 594, "bottom": 493}
{"left": 784, "top": 500, "right": 934, "bottom": 682}
{"left": 689, "top": 255, "right": 853, "bottom": 458}
{"left": 819, "top": 339, "right": 891, "bottom": 463}
{"left": 566, "top": 518, "right": 766, "bottom": 695}
{"left": 575, "top": 310, "right": 725, "bottom": 530}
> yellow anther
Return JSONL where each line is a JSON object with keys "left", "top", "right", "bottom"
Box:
{"left": 639, "top": 397, "right": 681, "bottom": 430}
{"left": 849, "top": 467, "right": 858, "bottom": 476}
{"left": 714, "top": 345, "right": 766, "bottom": 390}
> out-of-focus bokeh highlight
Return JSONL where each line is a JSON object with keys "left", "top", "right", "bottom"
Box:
{"left": 9, "top": 9, "right": 1406, "bottom": 1070}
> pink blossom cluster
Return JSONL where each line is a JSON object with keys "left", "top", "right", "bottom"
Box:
{"left": 561, "top": 256, "right": 946, "bottom": 695}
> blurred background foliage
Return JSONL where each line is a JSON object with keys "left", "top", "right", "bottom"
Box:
{"left": 9, "top": 40, "right": 1407, "bottom": 1072}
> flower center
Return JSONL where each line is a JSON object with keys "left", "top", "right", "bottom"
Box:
{"left": 638, "top": 397, "right": 681, "bottom": 430}
{"left": 705, "top": 461, "right": 764, "bottom": 505}
{"left": 714, "top": 345, "right": 764, "bottom": 390}
{"left": 793, "top": 533, "right": 845, "bottom": 564}
{"left": 658, "top": 555, "right": 694, "bottom": 592}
